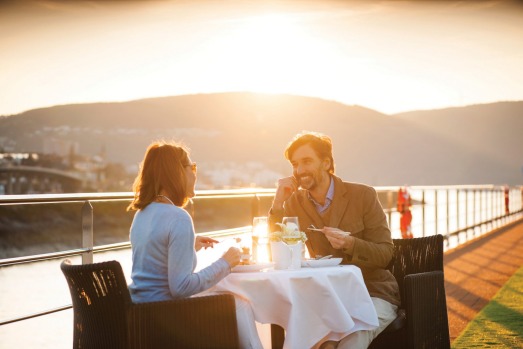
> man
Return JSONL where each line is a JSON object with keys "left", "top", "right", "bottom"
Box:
{"left": 268, "top": 131, "right": 400, "bottom": 349}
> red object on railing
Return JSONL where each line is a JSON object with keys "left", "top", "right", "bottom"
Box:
{"left": 397, "top": 187, "right": 413, "bottom": 239}
{"left": 504, "top": 185, "right": 510, "bottom": 215}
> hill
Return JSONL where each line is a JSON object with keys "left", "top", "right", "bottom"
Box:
{"left": 0, "top": 93, "right": 522, "bottom": 187}
{"left": 394, "top": 102, "right": 523, "bottom": 182}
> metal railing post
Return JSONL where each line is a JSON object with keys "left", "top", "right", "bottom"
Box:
{"left": 501, "top": 187, "right": 504, "bottom": 221}
{"left": 251, "top": 194, "right": 260, "bottom": 222}
{"left": 496, "top": 189, "right": 503, "bottom": 223}
{"left": 81, "top": 200, "right": 94, "bottom": 264}
{"left": 490, "top": 187, "right": 495, "bottom": 229}
{"left": 465, "top": 189, "right": 469, "bottom": 236}
{"left": 479, "top": 189, "right": 485, "bottom": 232}
{"left": 446, "top": 189, "right": 450, "bottom": 240}
{"left": 473, "top": 189, "right": 477, "bottom": 235}
{"left": 435, "top": 189, "right": 439, "bottom": 238}
{"left": 421, "top": 189, "right": 425, "bottom": 237}
{"left": 387, "top": 190, "right": 393, "bottom": 229}
{"left": 456, "top": 189, "right": 460, "bottom": 244}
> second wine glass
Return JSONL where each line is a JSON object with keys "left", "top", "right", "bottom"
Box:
{"left": 282, "top": 216, "right": 300, "bottom": 269}
{"left": 282, "top": 217, "right": 299, "bottom": 234}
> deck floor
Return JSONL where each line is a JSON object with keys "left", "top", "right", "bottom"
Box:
{"left": 444, "top": 217, "right": 523, "bottom": 342}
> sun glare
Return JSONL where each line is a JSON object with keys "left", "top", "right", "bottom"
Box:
{"left": 2, "top": 1, "right": 523, "bottom": 116}
{"left": 207, "top": 13, "right": 331, "bottom": 95}
{"left": 199, "top": 12, "right": 388, "bottom": 109}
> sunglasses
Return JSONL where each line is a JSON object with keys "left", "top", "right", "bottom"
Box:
{"left": 186, "top": 163, "right": 197, "bottom": 174}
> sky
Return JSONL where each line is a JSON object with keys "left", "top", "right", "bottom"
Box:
{"left": 1, "top": 0, "right": 523, "bottom": 116}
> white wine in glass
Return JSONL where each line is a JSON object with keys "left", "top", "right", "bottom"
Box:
{"left": 282, "top": 216, "right": 300, "bottom": 268}
{"left": 282, "top": 216, "right": 300, "bottom": 244}
{"left": 282, "top": 217, "right": 299, "bottom": 232}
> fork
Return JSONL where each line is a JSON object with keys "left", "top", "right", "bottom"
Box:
{"left": 219, "top": 237, "right": 242, "bottom": 244}
{"left": 315, "top": 254, "right": 333, "bottom": 260}
{"left": 308, "top": 224, "right": 324, "bottom": 232}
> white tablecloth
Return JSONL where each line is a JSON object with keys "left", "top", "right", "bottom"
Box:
{"left": 212, "top": 265, "right": 379, "bottom": 349}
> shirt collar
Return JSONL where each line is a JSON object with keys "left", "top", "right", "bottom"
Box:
{"left": 308, "top": 175, "right": 334, "bottom": 214}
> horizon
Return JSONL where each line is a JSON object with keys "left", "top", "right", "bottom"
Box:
{"left": 2, "top": 91, "right": 523, "bottom": 118}
{"left": 1, "top": 0, "right": 523, "bottom": 116}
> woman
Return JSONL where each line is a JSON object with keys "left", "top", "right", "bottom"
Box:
{"left": 127, "top": 140, "right": 262, "bottom": 349}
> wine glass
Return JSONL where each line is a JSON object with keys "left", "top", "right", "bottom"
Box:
{"left": 282, "top": 217, "right": 300, "bottom": 269}
{"left": 252, "top": 216, "right": 269, "bottom": 263}
{"left": 282, "top": 217, "right": 300, "bottom": 243}
{"left": 282, "top": 217, "right": 299, "bottom": 234}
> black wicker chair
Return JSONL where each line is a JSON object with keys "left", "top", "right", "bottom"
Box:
{"left": 60, "top": 259, "right": 240, "bottom": 349}
{"left": 369, "top": 234, "right": 451, "bottom": 349}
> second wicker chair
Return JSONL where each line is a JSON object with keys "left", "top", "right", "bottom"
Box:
{"left": 369, "top": 234, "right": 451, "bottom": 349}
{"left": 60, "top": 259, "right": 240, "bottom": 349}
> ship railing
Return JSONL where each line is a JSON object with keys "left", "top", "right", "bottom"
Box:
{"left": 0, "top": 185, "right": 521, "bottom": 327}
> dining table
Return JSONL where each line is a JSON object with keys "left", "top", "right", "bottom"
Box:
{"left": 210, "top": 263, "right": 379, "bottom": 349}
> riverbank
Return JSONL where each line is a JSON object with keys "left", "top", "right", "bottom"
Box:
{"left": 0, "top": 195, "right": 274, "bottom": 259}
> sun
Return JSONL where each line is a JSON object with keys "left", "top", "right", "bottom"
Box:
{"left": 205, "top": 13, "right": 330, "bottom": 95}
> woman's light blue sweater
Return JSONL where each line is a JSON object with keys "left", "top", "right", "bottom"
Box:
{"left": 129, "top": 202, "right": 230, "bottom": 303}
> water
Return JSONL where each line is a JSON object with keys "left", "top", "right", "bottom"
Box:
{"left": 0, "top": 252, "right": 125, "bottom": 348}
{"left": 0, "top": 238, "right": 276, "bottom": 348}
{"left": 1, "top": 188, "right": 520, "bottom": 348}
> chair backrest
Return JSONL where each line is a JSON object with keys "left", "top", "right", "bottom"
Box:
{"left": 61, "top": 259, "right": 132, "bottom": 349}
{"left": 390, "top": 234, "right": 444, "bottom": 308}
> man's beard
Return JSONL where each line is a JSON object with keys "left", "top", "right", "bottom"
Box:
{"left": 298, "top": 172, "right": 318, "bottom": 191}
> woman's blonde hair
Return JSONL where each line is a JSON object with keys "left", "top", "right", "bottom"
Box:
{"left": 127, "top": 140, "right": 191, "bottom": 211}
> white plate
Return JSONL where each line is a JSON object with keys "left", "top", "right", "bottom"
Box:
{"left": 301, "top": 258, "right": 343, "bottom": 268}
{"left": 232, "top": 263, "right": 274, "bottom": 273}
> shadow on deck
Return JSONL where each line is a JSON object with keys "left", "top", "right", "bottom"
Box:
{"left": 444, "top": 217, "right": 523, "bottom": 342}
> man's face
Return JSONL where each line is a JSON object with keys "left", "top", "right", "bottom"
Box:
{"left": 290, "top": 144, "right": 330, "bottom": 191}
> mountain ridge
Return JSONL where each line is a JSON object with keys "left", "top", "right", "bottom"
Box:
{"left": 1, "top": 93, "right": 521, "bottom": 187}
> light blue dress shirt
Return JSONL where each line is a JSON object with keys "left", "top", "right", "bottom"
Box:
{"left": 307, "top": 175, "right": 334, "bottom": 213}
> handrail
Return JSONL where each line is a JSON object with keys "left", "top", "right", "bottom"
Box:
{"left": 1, "top": 185, "right": 521, "bottom": 263}
{"left": 0, "top": 226, "right": 253, "bottom": 267}
{"left": 0, "top": 248, "right": 91, "bottom": 267}
{"left": 0, "top": 188, "right": 278, "bottom": 204}
{"left": 0, "top": 192, "right": 133, "bottom": 204}
{"left": 0, "top": 185, "right": 521, "bottom": 328}
{"left": 0, "top": 305, "right": 72, "bottom": 326}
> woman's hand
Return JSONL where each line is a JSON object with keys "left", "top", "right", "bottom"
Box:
{"left": 322, "top": 227, "right": 353, "bottom": 250}
{"left": 222, "top": 247, "right": 241, "bottom": 268}
{"left": 195, "top": 236, "right": 219, "bottom": 252}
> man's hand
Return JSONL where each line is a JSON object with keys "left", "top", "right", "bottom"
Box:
{"left": 271, "top": 176, "right": 298, "bottom": 210}
{"left": 195, "top": 236, "right": 219, "bottom": 251}
{"left": 322, "top": 227, "right": 352, "bottom": 250}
